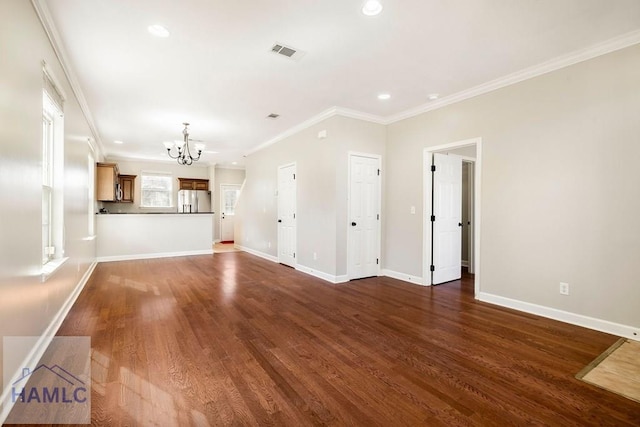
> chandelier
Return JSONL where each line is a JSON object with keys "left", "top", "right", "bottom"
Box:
{"left": 163, "top": 122, "right": 204, "bottom": 165}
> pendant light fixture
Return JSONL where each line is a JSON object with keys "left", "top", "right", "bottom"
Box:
{"left": 163, "top": 122, "right": 205, "bottom": 165}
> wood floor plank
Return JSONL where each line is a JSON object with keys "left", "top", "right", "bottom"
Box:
{"left": 8, "top": 252, "right": 640, "bottom": 426}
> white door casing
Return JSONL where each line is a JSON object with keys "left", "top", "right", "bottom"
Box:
{"left": 348, "top": 153, "right": 381, "bottom": 280}
{"left": 278, "top": 163, "right": 297, "bottom": 267}
{"left": 220, "top": 184, "right": 241, "bottom": 242}
{"left": 431, "top": 153, "right": 463, "bottom": 284}
{"left": 423, "top": 138, "right": 481, "bottom": 293}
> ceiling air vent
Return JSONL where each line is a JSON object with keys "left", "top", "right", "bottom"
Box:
{"left": 270, "top": 42, "right": 305, "bottom": 60}
{"left": 266, "top": 113, "right": 280, "bottom": 119}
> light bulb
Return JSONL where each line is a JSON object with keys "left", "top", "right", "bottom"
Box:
{"left": 362, "top": 0, "right": 383, "bottom": 16}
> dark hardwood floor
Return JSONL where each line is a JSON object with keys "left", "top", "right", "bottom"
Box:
{"left": 9, "top": 252, "right": 640, "bottom": 426}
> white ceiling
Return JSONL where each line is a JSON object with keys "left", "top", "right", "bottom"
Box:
{"left": 43, "top": 0, "right": 640, "bottom": 167}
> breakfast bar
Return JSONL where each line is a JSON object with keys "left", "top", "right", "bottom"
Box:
{"left": 96, "top": 213, "right": 214, "bottom": 261}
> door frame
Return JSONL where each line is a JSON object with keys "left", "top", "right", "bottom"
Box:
{"left": 347, "top": 151, "right": 382, "bottom": 280}
{"left": 219, "top": 183, "right": 241, "bottom": 242}
{"left": 277, "top": 162, "right": 297, "bottom": 267}
{"left": 460, "top": 158, "right": 475, "bottom": 274}
{"left": 423, "top": 138, "right": 482, "bottom": 295}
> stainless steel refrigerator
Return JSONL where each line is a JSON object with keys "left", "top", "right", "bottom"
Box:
{"left": 177, "top": 190, "right": 212, "bottom": 213}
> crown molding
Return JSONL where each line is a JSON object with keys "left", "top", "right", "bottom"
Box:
{"left": 245, "top": 107, "right": 337, "bottom": 156}
{"left": 248, "top": 30, "right": 640, "bottom": 156}
{"left": 385, "top": 29, "right": 640, "bottom": 124}
{"left": 106, "top": 155, "right": 210, "bottom": 167}
{"left": 332, "top": 107, "right": 387, "bottom": 124}
{"left": 246, "top": 106, "right": 386, "bottom": 156}
{"left": 214, "top": 165, "right": 246, "bottom": 170}
{"left": 31, "top": 0, "right": 106, "bottom": 158}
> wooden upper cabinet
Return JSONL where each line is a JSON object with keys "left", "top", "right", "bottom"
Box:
{"left": 119, "top": 175, "right": 136, "bottom": 203}
{"left": 96, "top": 162, "right": 136, "bottom": 203}
{"left": 178, "top": 178, "right": 209, "bottom": 191}
{"left": 96, "top": 162, "right": 119, "bottom": 202}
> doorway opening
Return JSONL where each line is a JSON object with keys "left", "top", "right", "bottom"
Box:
{"left": 423, "top": 138, "right": 481, "bottom": 295}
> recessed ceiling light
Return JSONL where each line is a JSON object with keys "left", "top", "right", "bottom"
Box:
{"left": 428, "top": 93, "right": 440, "bottom": 101}
{"left": 232, "top": 162, "right": 238, "bottom": 165}
{"left": 148, "top": 24, "right": 170, "bottom": 38}
{"left": 113, "top": 140, "right": 124, "bottom": 144}
{"left": 377, "top": 93, "right": 391, "bottom": 100}
{"left": 362, "top": 0, "right": 383, "bottom": 16}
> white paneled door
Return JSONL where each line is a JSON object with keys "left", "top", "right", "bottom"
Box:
{"left": 348, "top": 154, "right": 381, "bottom": 280}
{"left": 432, "top": 153, "right": 462, "bottom": 284}
{"left": 220, "top": 184, "right": 241, "bottom": 242}
{"left": 278, "top": 163, "right": 297, "bottom": 267}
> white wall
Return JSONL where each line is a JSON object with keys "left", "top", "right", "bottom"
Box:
{"left": 0, "top": 0, "right": 98, "bottom": 403}
{"left": 105, "top": 158, "right": 210, "bottom": 213}
{"left": 236, "top": 115, "right": 385, "bottom": 278}
{"left": 214, "top": 167, "right": 245, "bottom": 241}
{"left": 385, "top": 43, "right": 640, "bottom": 330}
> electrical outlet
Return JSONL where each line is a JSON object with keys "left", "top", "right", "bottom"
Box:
{"left": 313, "top": 252, "right": 317, "bottom": 260}
{"left": 268, "top": 241, "right": 271, "bottom": 248}
{"left": 410, "top": 206, "right": 416, "bottom": 214}
{"left": 559, "top": 282, "right": 569, "bottom": 295}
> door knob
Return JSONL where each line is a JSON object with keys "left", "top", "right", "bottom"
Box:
{"left": 351, "top": 222, "right": 357, "bottom": 226}
{"left": 278, "top": 219, "right": 282, "bottom": 223}
{"left": 458, "top": 222, "right": 463, "bottom": 227}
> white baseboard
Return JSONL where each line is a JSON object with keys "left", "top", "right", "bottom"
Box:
{"left": 461, "top": 260, "right": 469, "bottom": 268}
{"left": 296, "top": 264, "right": 349, "bottom": 284}
{"left": 234, "top": 247, "right": 347, "bottom": 284}
{"left": 381, "top": 269, "right": 426, "bottom": 286}
{"left": 97, "top": 249, "right": 213, "bottom": 263}
{"left": 234, "top": 245, "right": 278, "bottom": 263}
{"left": 0, "top": 261, "right": 97, "bottom": 425}
{"left": 477, "top": 292, "right": 640, "bottom": 341}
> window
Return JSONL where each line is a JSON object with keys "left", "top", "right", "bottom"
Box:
{"left": 221, "top": 185, "right": 241, "bottom": 215}
{"left": 42, "top": 109, "right": 54, "bottom": 264}
{"left": 42, "top": 87, "right": 64, "bottom": 265}
{"left": 141, "top": 173, "right": 173, "bottom": 208}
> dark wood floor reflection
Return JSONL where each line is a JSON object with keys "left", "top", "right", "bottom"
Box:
{"left": 16, "top": 253, "right": 640, "bottom": 425}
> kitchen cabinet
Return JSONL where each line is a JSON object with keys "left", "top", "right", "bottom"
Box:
{"left": 96, "top": 162, "right": 119, "bottom": 202}
{"left": 178, "top": 178, "right": 209, "bottom": 191}
{"left": 119, "top": 175, "right": 136, "bottom": 203}
{"left": 96, "top": 163, "right": 135, "bottom": 203}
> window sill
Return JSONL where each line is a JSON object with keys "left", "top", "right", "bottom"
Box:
{"left": 41, "top": 257, "right": 69, "bottom": 282}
